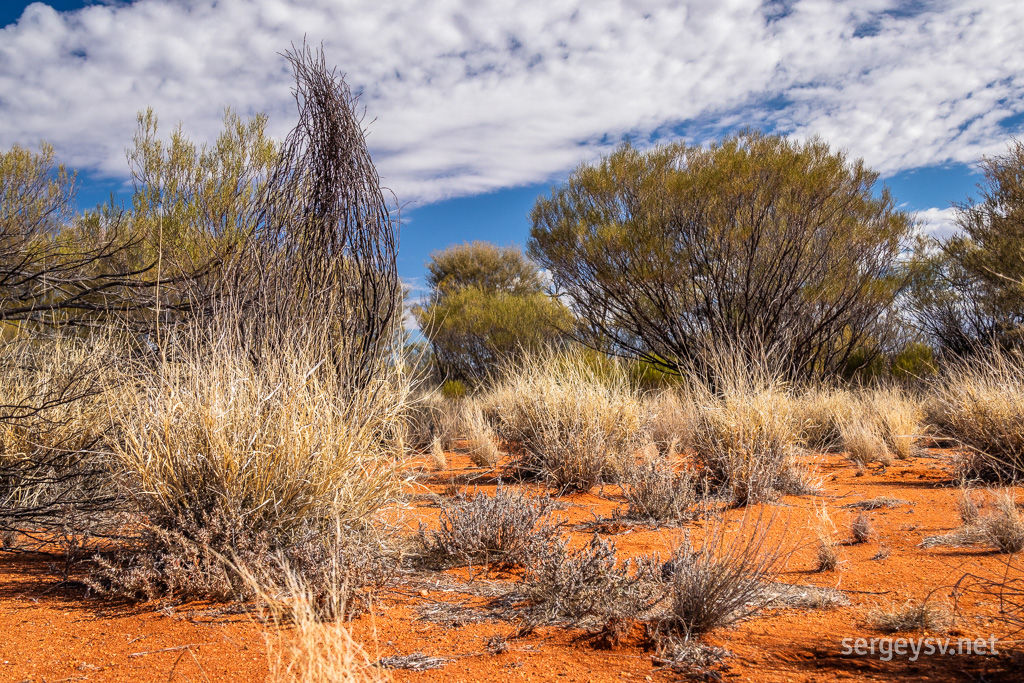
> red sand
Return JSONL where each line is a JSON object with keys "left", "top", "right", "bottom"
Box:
{"left": 2, "top": 449, "right": 1022, "bottom": 682}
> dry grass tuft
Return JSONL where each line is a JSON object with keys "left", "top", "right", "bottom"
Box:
{"left": 850, "top": 512, "right": 874, "bottom": 543}
{"left": 929, "top": 349, "right": 1024, "bottom": 482}
{"left": 93, "top": 335, "right": 407, "bottom": 601}
{"left": 813, "top": 505, "right": 840, "bottom": 572}
{"left": 922, "top": 489, "right": 1024, "bottom": 554}
{"left": 839, "top": 413, "right": 893, "bottom": 469}
{"left": 796, "top": 387, "right": 856, "bottom": 453}
{"left": 981, "top": 491, "right": 1024, "bottom": 554}
{"left": 240, "top": 550, "right": 388, "bottom": 683}
{"left": 648, "top": 390, "right": 697, "bottom": 457}
{"left": 868, "top": 600, "right": 950, "bottom": 633}
{"left": 864, "top": 387, "right": 924, "bottom": 460}
{"left": 689, "top": 375, "right": 811, "bottom": 505}
{"left": 485, "top": 349, "right": 649, "bottom": 492}
{"left": 462, "top": 401, "right": 502, "bottom": 468}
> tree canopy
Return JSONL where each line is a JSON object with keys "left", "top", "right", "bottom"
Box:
{"left": 910, "top": 139, "right": 1024, "bottom": 355}
{"left": 528, "top": 132, "right": 915, "bottom": 381}
{"left": 414, "top": 241, "right": 571, "bottom": 384}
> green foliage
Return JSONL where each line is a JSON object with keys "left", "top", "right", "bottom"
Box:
{"left": 124, "top": 107, "right": 278, "bottom": 285}
{"left": 440, "top": 379, "right": 468, "bottom": 399}
{"left": 528, "top": 132, "right": 914, "bottom": 382}
{"left": 890, "top": 341, "right": 937, "bottom": 380}
{"left": 415, "top": 241, "right": 572, "bottom": 384}
{"left": 910, "top": 140, "right": 1024, "bottom": 354}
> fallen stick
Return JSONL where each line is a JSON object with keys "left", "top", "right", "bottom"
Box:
{"left": 129, "top": 642, "right": 213, "bottom": 658}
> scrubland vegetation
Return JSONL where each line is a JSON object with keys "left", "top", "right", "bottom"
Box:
{"left": 5, "top": 47, "right": 1024, "bottom": 682}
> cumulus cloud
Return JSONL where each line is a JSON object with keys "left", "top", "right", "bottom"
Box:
{"left": 0, "top": 0, "right": 1022, "bottom": 204}
{"left": 917, "top": 206, "right": 960, "bottom": 239}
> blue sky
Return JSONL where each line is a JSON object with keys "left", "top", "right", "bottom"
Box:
{"left": 3, "top": 0, "right": 1021, "bottom": 297}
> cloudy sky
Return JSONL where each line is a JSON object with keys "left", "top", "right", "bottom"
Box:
{"left": 2, "top": 0, "right": 1022, "bottom": 285}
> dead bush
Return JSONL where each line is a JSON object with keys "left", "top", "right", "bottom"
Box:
{"left": 521, "top": 533, "right": 661, "bottom": 629}
{"left": 416, "top": 486, "right": 558, "bottom": 572}
{"left": 850, "top": 512, "right": 874, "bottom": 543}
{"left": 620, "top": 459, "right": 699, "bottom": 524}
{"left": 655, "top": 513, "right": 783, "bottom": 639}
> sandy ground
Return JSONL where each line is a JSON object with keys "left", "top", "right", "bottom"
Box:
{"left": 2, "top": 448, "right": 1023, "bottom": 682}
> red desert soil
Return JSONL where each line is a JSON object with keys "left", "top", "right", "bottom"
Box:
{"left": 2, "top": 449, "right": 1023, "bottom": 682}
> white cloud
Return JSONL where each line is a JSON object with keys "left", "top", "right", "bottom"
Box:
{"left": 917, "top": 206, "right": 959, "bottom": 240}
{"left": 1, "top": 0, "right": 1022, "bottom": 204}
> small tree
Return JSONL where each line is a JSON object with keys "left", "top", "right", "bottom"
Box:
{"left": 414, "top": 241, "right": 571, "bottom": 384}
{"left": 910, "top": 140, "right": 1024, "bottom": 355}
{"left": 528, "top": 132, "right": 914, "bottom": 382}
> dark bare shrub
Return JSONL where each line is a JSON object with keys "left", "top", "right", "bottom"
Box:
{"left": 656, "top": 513, "right": 783, "bottom": 638}
{"left": 851, "top": 512, "right": 874, "bottom": 544}
{"left": 417, "top": 486, "right": 558, "bottom": 571}
{"left": 522, "top": 533, "right": 660, "bottom": 628}
{"left": 621, "top": 459, "right": 699, "bottom": 524}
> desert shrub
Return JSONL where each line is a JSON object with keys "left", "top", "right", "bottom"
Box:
{"left": 463, "top": 401, "right": 501, "bottom": 467}
{"left": 909, "top": 140, "right": 1024, "bottom": 355}
{"left": 98, "top": 335, "right": 407, "bottom": 600}
{"left": 529, "top": 132, "right": 914, "bottom": 383}
{"left": 862, "top": 387, "right": 924, "bottom": 460}
{"left": 521, "top": 533, "right": 660, "bottom": 628}
{"left": 0, "top": 334, "right": 125, "bottom": 538}
{"left": 922, "top": 489, "right": 1024, "bottom": 553}
{"left": 688, "top": 357, "right": 810, "bottom": 504}
{"left": 929, "top": 349, "right": 1024, "bottom": 481}
{"left": 648, "top": 390, "right": 697, "bottom": 456}
{"left": 891, "top": 342, "right": 938, "bottom": 381}
{"left": 981, "top": 491, "right": 1024, "bottom": 553}
{"left": 413, "top": 241, "right": 571, "bottom": 386}
{"left": 416, "top": 486, "right": 558, "bottom": 571}
{"left": 401, "top": 392, "right": 461, "bottom": 454}
{"left": 485, "top": 350, "right": 650, "bottom": 492}
{"left": 796, "top": 387, "right": 856, "bottom": 453}
{"left": 656, "top": 513, "right": 783, "bottom": 638}
{"left": 839, "top": 413, "right": 892, "bottom": 468}
{"left": 620, "top": 459, "right": 699, "bottom": 523}
{"left": 851, "top": 512, "right": 874, "bottom": 543}
{"left": 91, "top": 510, "right": 394, "bottom": 614}
{"left": 868, "top": 600, "right": 950, "bottom": 633}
